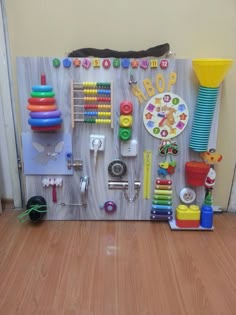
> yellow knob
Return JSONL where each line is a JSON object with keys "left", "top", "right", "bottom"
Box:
{"left": 119, "top": 115, "right": 132, "bottom": 127}
{"left": 189, "top": 205, "right": 200, "bottom": 211}
{"left": 177, "top": 205, "right": 188, "bottom": 211}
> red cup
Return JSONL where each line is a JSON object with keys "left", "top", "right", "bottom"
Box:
{"left": 185, "top": 161, "right": 210, "bottom": 186}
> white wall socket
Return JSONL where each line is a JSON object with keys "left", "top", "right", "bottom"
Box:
{"left": 90, "top": 135, "right": 105, "bottom": 151}
{"left": 121, "top": 139, "right": 138, "bottom": 157}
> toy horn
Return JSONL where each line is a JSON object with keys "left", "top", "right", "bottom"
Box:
{"left": 189, "top": 59, "right": 233, "bottom": 152}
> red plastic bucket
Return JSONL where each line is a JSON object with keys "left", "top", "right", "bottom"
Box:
{"left": 185, "top": 161, "right": 210, "bottom": 186}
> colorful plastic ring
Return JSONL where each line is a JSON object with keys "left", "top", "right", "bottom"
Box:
{"left": 30, "top": 91, "right": 55, "bottom": 98}
{"left": 120, "top": 101, "right": 133, "bottom": 115}
{"left": 32, "top": 85, "right": 53, "bottom": 92}
{"left": 31, "top": 125, "right": 61, "bottom": 131}
{"left": 27, "top": 104, "right": 57, "bottom": 112}
{"left": 30, "top": 110, "right": 61, "bottom": 119}
{"left": 104, "top": 201, "right": 117, "bottom": 214}
{"left": 28, "top": 118, "right": 62, "bottom": 127}
{"left": 28, "top": 97, "right": 56, "bottom": 105}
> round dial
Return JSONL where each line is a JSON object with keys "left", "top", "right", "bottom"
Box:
{"left": 108, "top": 160, "right": 127, "bottom": 178}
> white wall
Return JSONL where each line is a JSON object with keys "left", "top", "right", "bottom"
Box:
{"left": 228, "top": 164, "right": 236, "bottom": 211}
{"left": 5, "top": 0, "right": 236, "bottom": 208}
{"left": 0, "top": 95, "right": 12, "bottom": 198}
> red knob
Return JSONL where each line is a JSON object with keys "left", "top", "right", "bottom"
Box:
{"left": 120, "top": 101, "right": 133, "bottom": 115}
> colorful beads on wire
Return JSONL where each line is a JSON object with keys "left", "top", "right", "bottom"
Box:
{"left": 84, "top": 104, "right": 111, "bottom": 110}
{"left": 83, "top": 89, "right": 111, "bottom": 95}
{"left": 80, "top": 97, "right": 111, "bottom": 102}
{"left": 83, "top": 111, "right": 111, "bottom": 117}
{"left": 82, "top": 82, "right": 111, "bottom": 88}
{"left": 72, "top": 81, "right": 113, "bottom": 127}
{"left": 84, "top": 118, "right": 111, "bottom": 124}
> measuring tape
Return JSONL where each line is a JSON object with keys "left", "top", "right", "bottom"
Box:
{"left": 143, "top": 150, "right": 152, "bottom": 199}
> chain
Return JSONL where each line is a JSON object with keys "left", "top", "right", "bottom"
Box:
{"left": 123, "top": 186, "right": 141, "bottom": 203}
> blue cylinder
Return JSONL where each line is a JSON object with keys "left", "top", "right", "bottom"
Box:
{"left": 200, "top": 205, "right": 213, "bottom": 228}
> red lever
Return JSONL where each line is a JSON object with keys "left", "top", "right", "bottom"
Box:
{"left": 52, "top": 184, "right": 57, "bottom": 203}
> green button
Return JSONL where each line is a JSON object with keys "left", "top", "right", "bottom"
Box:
{"left": 113, "top": 59, "right": 120, "bottom": 68}
{"left": 119, "top": 128, "right": 131, "bottom": 141}
{"left": 52, "top": 58, "right": 61, "bottom": 68}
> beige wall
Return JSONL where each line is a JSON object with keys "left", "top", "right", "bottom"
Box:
{"left": 6, "top": 0, "right": 236, "bottom": 208}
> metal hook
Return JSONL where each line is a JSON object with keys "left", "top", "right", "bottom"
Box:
{"left": 129, "top": 74, "right": 137, "bottom": 86}
{"left": 165, "top": 50, "right": 176, "bottom": 58}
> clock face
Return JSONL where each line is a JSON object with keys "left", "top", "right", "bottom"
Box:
{"left": 143, "top": 93, "right": 189, "bottom": 139}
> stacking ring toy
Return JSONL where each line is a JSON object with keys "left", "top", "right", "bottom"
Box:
{"left": 28, "top": 117, "right": 62, "bottom": 127}
{"left": 28, "top": 97, "right": 56, "bottom": 105}
{"left": 27, "top": 104, "right": 57, "bottom": 112}
{"left": 31, "top": 125, "right": 61, "bottom": 131}
{"left": 32, "top": 85, "right": 53, "bottom": 92}
{"left": 27, "top": 74, "right": 62, "bottom": 131}
{"left": 30, "top": 91, "right": 55, "bottom": 98}
{"left": 30, "top": 110, "right": 61, "bottom": 119}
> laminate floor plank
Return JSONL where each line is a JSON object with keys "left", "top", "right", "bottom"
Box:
{"left": 0, "top": 211, "right": 236, "bottom": 315}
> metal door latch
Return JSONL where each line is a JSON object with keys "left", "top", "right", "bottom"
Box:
{"left": 66, "top": 152, "right": 83, "bottom": 170}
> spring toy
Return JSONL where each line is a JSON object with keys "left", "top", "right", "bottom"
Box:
{"left": 189, "top": 59, "right": 233, "bottom": 152}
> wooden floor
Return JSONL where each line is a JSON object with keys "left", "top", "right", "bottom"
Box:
{"left": 0, "top": 210, "right": 236, "bottom": 315}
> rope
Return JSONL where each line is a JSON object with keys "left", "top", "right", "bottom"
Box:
{"left": 17, "top": 204, "right": 47, "bottom": 223}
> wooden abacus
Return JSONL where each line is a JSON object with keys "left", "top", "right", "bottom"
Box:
{"left": 71, "top": 81, "right": 113, "bottom": 128}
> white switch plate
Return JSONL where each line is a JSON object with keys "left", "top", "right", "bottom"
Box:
{"left": 120, "top": 139, "right": 138, "bottom": 157}
{"left": 90, "top": 135, "right": 105, "bottom": 151}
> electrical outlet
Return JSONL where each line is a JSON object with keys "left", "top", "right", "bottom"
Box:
{"left": 90, "top": 135, "right": 105, "bottom": 151}
{"left": 121, "top": 139, "right": 138, "bottom": 157}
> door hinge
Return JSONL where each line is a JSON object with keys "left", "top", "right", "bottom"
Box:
{"left": 18, "top": 158, "right": 22, "bottom": 170}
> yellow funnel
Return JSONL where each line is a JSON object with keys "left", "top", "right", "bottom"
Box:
{"left": 192, "top": 58, "right": 233, "bottom": 88}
